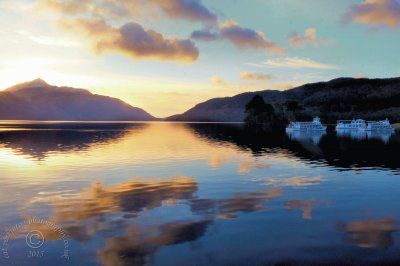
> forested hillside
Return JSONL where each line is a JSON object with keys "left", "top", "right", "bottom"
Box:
{"left": 169, "top": 77, "right": 400, "bottom": 123}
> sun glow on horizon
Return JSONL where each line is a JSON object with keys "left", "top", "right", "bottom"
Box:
{"left": 0, "top": 57, "right": 99, "bottom": 90}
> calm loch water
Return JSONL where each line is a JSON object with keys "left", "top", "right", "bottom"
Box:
{"left": 1, "top": 122, "right": 400, "bottom": 266}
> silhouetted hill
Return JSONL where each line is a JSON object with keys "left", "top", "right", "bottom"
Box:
{"left": 0, "top": 79, "right": 155, "bottom": 121}
{"left": 167, "top": 90, "right": 283, "bottom": 122}
{"left": 168, "top": 77, "right": 400, "bottom": 122}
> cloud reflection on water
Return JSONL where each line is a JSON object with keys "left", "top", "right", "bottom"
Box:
{"left": 25, "top": 176, "right": 286, "bottom": 265}
{"left": 2, "top": 122, "right": 400, "bottom": 265}
{"left": 340, "top": 218, "right": 397, "bottom": 249}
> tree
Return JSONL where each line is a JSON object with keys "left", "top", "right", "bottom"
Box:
{"left": 244, "top": 95, "right": 276, "bottom": 127}
{"left": 284, "top": 100, "right": 303, "bottom": 120}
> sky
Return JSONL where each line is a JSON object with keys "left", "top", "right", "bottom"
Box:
{"left": 0, "top": 0, "right": 400, "bottom": 117}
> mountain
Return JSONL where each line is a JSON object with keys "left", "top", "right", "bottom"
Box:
{"left": 0, "top": 79, "right": 155, "bottom": 121}
{"left": 168, "top": 77, "right": 400, "bottom": 123}
{"left": 168, "top": 90, "right": 283, "bottom": 122}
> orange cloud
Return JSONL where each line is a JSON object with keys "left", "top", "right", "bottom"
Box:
{"left": 191, "top": 21, "right": 285, "bottom": 55}
{"left": 39, "top": 0, "right": 217, "bottom": 24}
{"left": 190, "top": 29, "right": 218, "bottom": 41}
{"left": 38, "top": 0, "right": 91, "bottom": 15}
{"left": 39, "top": 1, "right": 285, "bottom": 60}
{"left": 153, "top": 0, "right": 217, "bottom": 24}
{"left": 219, "top": 20, "right": 285, "bottom": 55}
{"left": 288, "top": 28, "right": 318, "bottom": 47}
{"left": 287, "top": 27, "right": 331, "bottom": 48}
{"left": 263, "top": 57, "right": 337, "bottom": 69}
{"left": 343, "top": 0, "right": 400, "bottom": 28}
{"left": 210, "top": 75, "right": 227, "bottom": 86}
{"left": 354, "top": 73, "right": 367, "bottom": 78}
{"left": 209, "top": 74, "right": 296, "bottom": 93}
{"left": 59, "top": 18, "right": 199, "bottom": 63}
{"left": 239, "top": 71, "right": 275, "bottom": 82}
{"left": 39, "top": 0, "right": 216, "bottom": 63}
{"left": 37, "top": 0, "right": 140, "bottom": 20}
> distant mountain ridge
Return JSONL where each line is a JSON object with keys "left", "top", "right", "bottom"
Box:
{"left": 168, "top": 77, "right": 400, "bottom": 122}
{"left": 2, "top": 77, "right": 400, "bottom": 122}
{"left": 0, "top": 79, "right": 155, "bottom": 121}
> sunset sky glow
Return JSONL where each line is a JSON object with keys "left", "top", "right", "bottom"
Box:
{"left": 1, "top": 0, "right": 400, "bottom": 117}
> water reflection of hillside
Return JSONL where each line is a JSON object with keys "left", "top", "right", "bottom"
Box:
{"left": 0, "top": 123, "right": 145, "bottom": 160}
{"left": 188, "top": 124, "right": 400, "bottom": 173}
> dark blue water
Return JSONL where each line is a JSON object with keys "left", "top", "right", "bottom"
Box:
{"left": 0, "top": 122, "right": 399, "bottom": 265}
